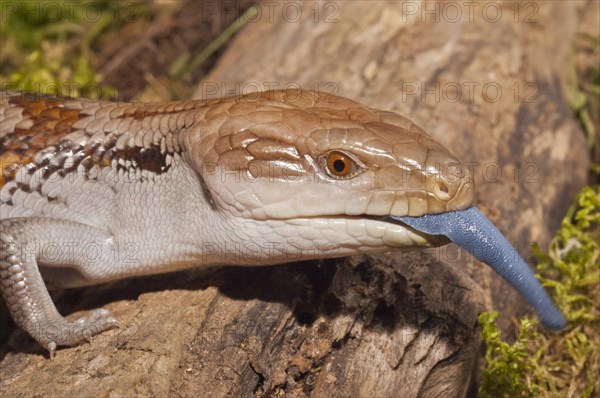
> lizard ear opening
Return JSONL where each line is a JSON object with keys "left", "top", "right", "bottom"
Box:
{"left": 196, "top": 172, "right": 217, "bottom": 210}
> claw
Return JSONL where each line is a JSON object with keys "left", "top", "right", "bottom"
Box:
{"left": 48, "top": 341, "right": 57, "bottom": 360}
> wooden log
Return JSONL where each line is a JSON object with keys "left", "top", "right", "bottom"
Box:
{"left": 0, "top": 1, "right": 591, "bottom": 397}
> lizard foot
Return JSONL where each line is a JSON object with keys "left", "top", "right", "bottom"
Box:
{"left": 0, "top": 217, "right": 122, "bottom": 358}
{"left": 41, "top": 309, "right": 120, "bottom": 359}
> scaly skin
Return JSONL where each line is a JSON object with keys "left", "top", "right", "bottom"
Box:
{"left": 0, "top": 89, "right": 516, "bottom": 358}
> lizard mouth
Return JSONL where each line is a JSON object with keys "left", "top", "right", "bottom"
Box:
{"left": 377, "top": 215, "right": 450, "bottom": 246}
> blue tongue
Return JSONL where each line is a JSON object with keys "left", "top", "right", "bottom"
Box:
{"left": 392, "top": 207, "right": 567, "bottom": 330}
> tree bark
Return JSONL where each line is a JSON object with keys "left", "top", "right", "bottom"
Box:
{"left": 0, "top": 1, "right": 593, "bottom": 397}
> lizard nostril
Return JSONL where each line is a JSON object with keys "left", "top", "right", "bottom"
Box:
{"left": 434, "top": 181, "right": 451, "bottom": 200}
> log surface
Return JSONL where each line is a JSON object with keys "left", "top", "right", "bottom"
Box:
{"left": 0, "top": 1, "right": 592, "bottom": 397}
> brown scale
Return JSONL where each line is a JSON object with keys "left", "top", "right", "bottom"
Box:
{"left": 1, "top": 93, "right": 78, "bottom": 187}
{"left": 1, "top": 92, "right": 185, "bottom": 189}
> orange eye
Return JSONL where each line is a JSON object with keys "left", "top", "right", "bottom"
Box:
{"left": 324, "top": 151, "right": 360, "bottom": 178}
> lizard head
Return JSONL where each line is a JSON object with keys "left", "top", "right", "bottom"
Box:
{"left": 189, "top": 89, "right": 473, "bottom": 246}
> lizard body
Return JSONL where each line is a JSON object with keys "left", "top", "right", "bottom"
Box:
{"left": 0, "top": 89, "right": 564, "bottom": 358}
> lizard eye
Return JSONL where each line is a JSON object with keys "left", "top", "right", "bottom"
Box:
{"left": 320, "top": 150, "right": 363, "bottom": 179}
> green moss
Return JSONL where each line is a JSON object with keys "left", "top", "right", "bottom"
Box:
{"left": 0, "top": 0, "right": 135, "bottom": 98}
{"left": 567, "top": 33, "right": 600, "bottom": 151}
{"left": 479, "top": 186, "right": 599, "bottom": 397}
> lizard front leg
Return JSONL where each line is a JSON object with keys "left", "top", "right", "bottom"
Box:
{"left": 0, "top": 217, "right": 120, "bottom": 358}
